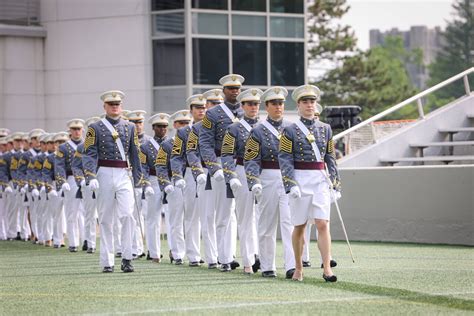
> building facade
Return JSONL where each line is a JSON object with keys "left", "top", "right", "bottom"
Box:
{"left": 0, "top": 0, "right": 307, "bottom": 132}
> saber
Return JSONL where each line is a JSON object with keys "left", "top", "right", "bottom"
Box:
{"left": 127, "top": 168, "right": 146, "bottom": 246}
{"left": 322, "top": 167, "right": 355, "bottom": 263}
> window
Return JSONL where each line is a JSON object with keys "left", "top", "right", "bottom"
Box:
{"left": 152, "top": 13, "right": 184, "bottom": 36}
{"left": 232, "top": 0, "right": 266, "bottom": 12}
{"left": 270, "top": 0, "right": 304, "bottom": 13}
{"left": 192, "top": 13, "right": 228, "bottom": 35}
{"left": 233, "top": 40, "right": 267, "bottom": 85}
{"left": 270, "top": 17, "right": 304, "bottom": 38}
{"left": 153, "top": 39, "right": 186, "bottom": 86}
{"left": 192, "top": 0, "right": 227, "bottom": 10}
{"left": 232, "top": 15, "right": 266, "bottom": 37}
{"left": 271, "top": 42, "right": 304, "bottom": 86}
{"left": 193, "top": 38, "right": 229, "bottom": 84}
{"left": 152, "top": 0, "right": 184, "bottom": 11}
{"left": 153, "top": 87, "right": 187, "bottom": 112}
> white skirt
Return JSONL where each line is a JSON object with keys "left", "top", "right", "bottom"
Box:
{"left": 289, "top": 169, "right": 331, "bottom": 226}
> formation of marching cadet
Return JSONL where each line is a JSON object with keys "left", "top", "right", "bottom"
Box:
{"left": 0, "top": 74, "right": 342, "bottom": 282}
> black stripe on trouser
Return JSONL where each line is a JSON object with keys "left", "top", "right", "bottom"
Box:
{"left": 75, "top": 187, "right": 83, "bottom": 199}
{"left": 163, "top": 192, "right": 168, "bottom": 205}
{"left": 205, "top": 172, "right": 212, "bottom": 190}
{"left": 226, "top": 183, "right": 234, "bottom": 199}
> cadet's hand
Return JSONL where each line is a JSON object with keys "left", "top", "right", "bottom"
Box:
{"left": 251, "top": 184, "right": 262, "bottom": 197}
{"left": 5, "top": 186, "right": 13, "bottom": 193}
{"left": 48, "top": 190, "right": 58, "bottom": 198}
{"left": 229, "top": 178, "right": 242, "bottom": 192}
{"left": 89, "top": 179, "right": 99, "bottom": 191}
{"left": 40, "top": 186, "right": 46, "bottom": 193}
{"left": 175, "top": 179, "right": 186, "bottom": 189}
{"left": 134, "top": 188, "right": 142, "bottom": 197}
{"left": 144, "top": 186, "right": 155, "bottom": 198}
{"left": 62, "top": 183, "right": 71, "bottom": 192}
{"left": 80, "top": 180, "right": 86, "bottom": 188}
{"left": 32, "top": 189, "right": 40, "bottom": 198}
{"left": 20, "top": 185, "right": 27, "bottom": 194}
{"left": 213, "top": 169, "right": 224, "bottom": 182}
{"left": 196, "top": 174, "right": 207, "bottom": 185}
{"left": 330, "top": 190, "right": 341, "bottom": 203}
{"left": 164, "top": 185, "right": 174, "bottom": 194}
{"left": 289, "top": 186, "right": 301, "bottom": 199}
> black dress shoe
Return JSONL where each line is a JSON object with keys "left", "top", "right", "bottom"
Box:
{"left": 69, "top": 246, "right": 78, "bottom": 252}
{"left": 174, "top": 258, "right": 183, "bottom": 265}
{"left": 285, "top": 268, "right": 295, "bottom": 279}
{"left": 199, "top": 259, "right": 205, "bottom": 264}
{"left": 321, "top": 260, "right": 338, "bottom": 269}
{"left": 102, "top": 266, "right": 114, "bottom": 273}
{"left": 146, "top": 251, "right": 151, "bottom": 260}
{"left": 303, "top": 261, "right": 311, "bottom": 268}
{"left": 169, "top": 250, "right": 174, "bottom": 264}
{"left": 115, "top": 252, "right": 122, "bottom": 258}
{"left": 220, "top": 263, "right": 231, "bottom": 272}
{"left": 60, "top": 244, "right": 65, "bottom": 248}
{"left": 138, "top": 252, "right": 146, "bottom": 259}
{"left": 323, "top": 274, "right": 337, "bottom": 282}
{"left": 252, "top": 258, "right": 261, "bottom": 273}
{"left": 230, "top": 260, "right": 240, "bottom": 270}
{"left": 189, "top": 261, "right": 201, "bottom": 267}
{"left": 121, "top": 259, "right": 134, "bottom": 273}
{"left": 262, "top": 270, "right": 276, "bottom": 278}
{"left": 208, "top": 263, "right": 218, "bottom": 269}
{"left": 86, "top": 248, "right": 96, "bottom": 254}
{"left": 16, "top": 232, "right": 21, "bottom": 240}
{"left": 82, "top": 240, "right": 88, "bottom": 251}
{"left": 53, "top": 244, "right": 60, "bottom": 249}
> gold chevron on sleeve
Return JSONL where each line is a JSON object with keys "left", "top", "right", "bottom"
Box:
{"left": 84, "top": 127, "right": 96, "bottom": 151}
{"left": 221, "top": 133, "right": 235, "bottom": 155}
{"left": 186, "top": 131, "right": 198, "bottom": 151}
{"left": 279, "top": 134, "right": 293, "bottom": 154}
{"left": 172, "top": 137, "right": 183, "bottom": 155}
{"left": 244, "top": 137, "right": 259, "bottom": 161}
{"left": 202, "top": 115, "right": 212, "bottom": 129}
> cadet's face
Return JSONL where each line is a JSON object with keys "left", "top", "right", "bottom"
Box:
{"left": 242, "top": 101, "right": 260, "bottom": 118}
{"left": 70, "top": 127, "right": 83, "bottom": 140}
{"left": 191, "top": 106, "right": 206, "bottom": 121}
{"left": 173, "top": 121, "right": 189, "bottom": 129}
{"left": 40, "top": 142, "right": 47, "bottom": 151}
{"left": 152, "top": 124, "right": 168, "bottom": 138}
{"left": 47, "top": 142, "right": 55, "bottom": 151}
{"left": 13, "top": 140, "right": 22, "bottom": 150}
{"left": 298, "top": 98, "right": 316, "bottom": 118}
{"left": 0, "top": 144, "right": 5, "bottom": 152}
{"left": 104, "top": 102, "right": 122, "bottom": 117}
{"left": 206, "top": 101, "right": 220, "bottom": 109}
{"left": 23, "top": 140, "right": 30, "bottom": 149}
{"left": 223, "top": 87, "right": 240, "bottom": 103}
{"left": 266, "top": 100, "right": 284, "bottom": 120}
{"left": 6, "top": 143, "right": 13, "bottom": 150}
{"left": 134, "top": 121, "right": 144, "bottom": 134}
{"left": 31, "top": 137, "right": 39, "bottom": 148}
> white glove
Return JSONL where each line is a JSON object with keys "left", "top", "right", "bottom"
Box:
{"left": 330, "top": 190, "right": 342, "bottom": 203}
{"left": 62, "top": 183, "right": 71, "bottom": 192}
{"left": 289, "top": 186, "right": 301, "bottom": 199}
{"left": 144, "top": 186, "right": 155, "bottom": 198}
{"left": 229, "top": 178, "right": 242, "bottom": 192}
{"left": 20, "top": 186, "right": 26, "bottom": 194}
{"left": 134, "top": 188, "right": 142, "bottom": 197}
{"left": 80, "top": 180, "right": 86, "bottom": 188}
{"left": 5, "top": 186, "right": 13, "bottom": 193}
{"left": 32, "top": 189, "right": 40, "bottom": 198}
{"left": 164, "top": 185, "right": 174, "bottom": 194}
{"left": 196, "top": 174, "right": 207, "bottom": 185}
{"left": 48, "top": 190, "right": 58, "bottom": 198}
{"left": 251, "top": 184, "right": 263, "bottom": 197}
{"left": 213, "top": 169, "right": 224, "bottom": 182}
{"left": 40, "top": 186, "right": 46, "bottom": 193}
{"left": 89, "top": 179, "right": 99, "bottom": 191}
{"left": 175, "top": 179, "right": 186, "bottom": 189}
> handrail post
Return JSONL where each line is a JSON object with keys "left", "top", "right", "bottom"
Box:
{"left": 417, "top": 98, "right": 425, "bottom": 119}
{"left": 370, "top": 122, "right": 377, "bottom": 143}
{"left": 464, "top": 75, "right": 471, "bottom": 95}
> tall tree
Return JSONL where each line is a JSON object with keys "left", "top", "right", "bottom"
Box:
{"left": 428, "top": 0, "right": 474, "bottom": 100}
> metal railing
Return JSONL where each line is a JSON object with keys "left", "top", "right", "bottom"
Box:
{"left": 334, "top": 67, "right": 474, "bottom": 142}
{"left": 0, "top": 0, "right": 40, "bottom": 26}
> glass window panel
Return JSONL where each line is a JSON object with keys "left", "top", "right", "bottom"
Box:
{"left": 284, "top": 90, "right": 296, "bottom": 110}
{"left": 271, "top": 41, "right": 304, "bottom": 86}
{"left": 152, "top": 0, "right": 184, "bottom": 11}
{"left": 232, "top": 0, "right": 266, "bottom": 12}
{"left": 193, "top": 39, "right": 229, "bottom": 84}
{"left": 152, "top": 13, "right": 184, "bottom": 36}
{"left": 153, "top": 87, "right": 186, "bottom": 113}
{"left": 270, "top": 17, "right": 304, "bottom": 38}
{"left": 232, "top": 15, "right": 266, "bottom": 37}
{"left": 192, "top": 13, "right": 228, "bottom": 35}
{"left": 232, "top": 40, "right": 267, "bottom": 85}
{"left": 192, "top": 0, "right": 227, "bottom": 10}
{"left": 153, "top": 39, "right": 185, "bottom": 86}
{"left": 270, "top": 0, "right": 303, "bottom": 13}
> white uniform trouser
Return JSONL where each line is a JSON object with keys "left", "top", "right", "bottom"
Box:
{"left": 163, "top": 202, "right": 173, "bottom": 255}
{"left": 257, "top": 169, "right": 295, "bottom": 272}
{"left": 63, "top": 176, "right": 83, "bottom": 247}
{"left": 197, "top": 169, "right": 218, "bottom": 264}
{"left": 6, "top": 191, "right": 19, "bottom": 238}
{"left": 83, "top": 185, "right": 98, "bottom": 249}
{"left": 183, "top": 168, "right": 201, "bottom": 262}
{"left": 145, "top": 176, "right": 163, "bottom": 259}
{"left": 96, "top": 167, "right": 136, "bottom": 268}
{"left": 29, "top": 193, "right": 40, "bottom": 240}
{"left": 52, "top": 194, "right": 65, "bottom": 246}
{"left": 233, "top": 165, "right": 258, "bottom": 267}
{"left": 211, "top": 163, "right": 234, "bottom": 265}
{"left": 0, "top": 193, "right": 6, "bottom": 240}
{"left": 42, "top": 193, "right": 56, "bottom": 242}
{"left": 19, "top": 192, "right": 31, "bottom": 239}
{"left": 167, "top": 185, "right": 185, "bottom": 260}
{"left": 113, "top": 209, "right": 122, "bottom": 254}
{"left": 132, "top": 189, "right": 145, "bottom": 256}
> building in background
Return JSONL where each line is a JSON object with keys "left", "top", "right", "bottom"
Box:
{"left": 0, "top": 0, "right": 307, "bottom": 132}
{"left": 369, "top": 26, "right": 443, "bottom": 89}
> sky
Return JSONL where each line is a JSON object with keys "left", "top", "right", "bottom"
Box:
{"left": 342, "top": 0, "right": 454, "bottom": 50}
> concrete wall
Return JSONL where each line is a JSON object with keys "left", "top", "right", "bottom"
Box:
{"left": 330, "top": 165, "right": 473, "bottom": 245}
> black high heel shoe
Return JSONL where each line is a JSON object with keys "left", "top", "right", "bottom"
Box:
{"left": 323, "top": 274, "right": 337, "bottom": 282}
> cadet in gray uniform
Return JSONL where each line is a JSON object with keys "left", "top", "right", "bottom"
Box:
{"left": 244, "top": 87, "right": 296, "bottom": 279}
{"left": 221, "top": 88, "right": 263, "bottom": 274}
{"left": 8, "top": 132, "right": 24, "bottom": 240}
{"left": 199, "top": 74, "right": 244, "bottom": 272}
{"left": 278, "top": 85, "right": 341, "bottom": 282}
{"left": 83, "top": 90, "right": 144, "bottom": 273}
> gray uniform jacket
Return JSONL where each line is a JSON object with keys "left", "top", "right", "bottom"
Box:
{"left": 43, "top": 151, "right": 58, "bottom": 192}
{"left": 186, "top": 122, "right": 205, "bottom": 181}
{"left": 278, "top": 117, "right": 340, "bottom": 193}
{"left": 154, "top": 137, "right": 174, "bottom": 192}
{"left": 199, "top": 101, "right": 243, "bottom": 176}
{"left": 71, "top": 143, "right": 85, "bottom": 187}
{"left": 55, "top": 140, "right": 83, "bottom": 187}
{"left": 140, "top": 135, "right": 168, "bottom": 181}
{"left": 0, "top": 151, "right": 12, "bottom": 190}
{"left": 170, "top": 126, "right": 191, "bottom": 182}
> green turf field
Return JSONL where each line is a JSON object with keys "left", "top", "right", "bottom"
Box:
{"left": 0, "top": 239, "right": 473, "bottom": 315}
